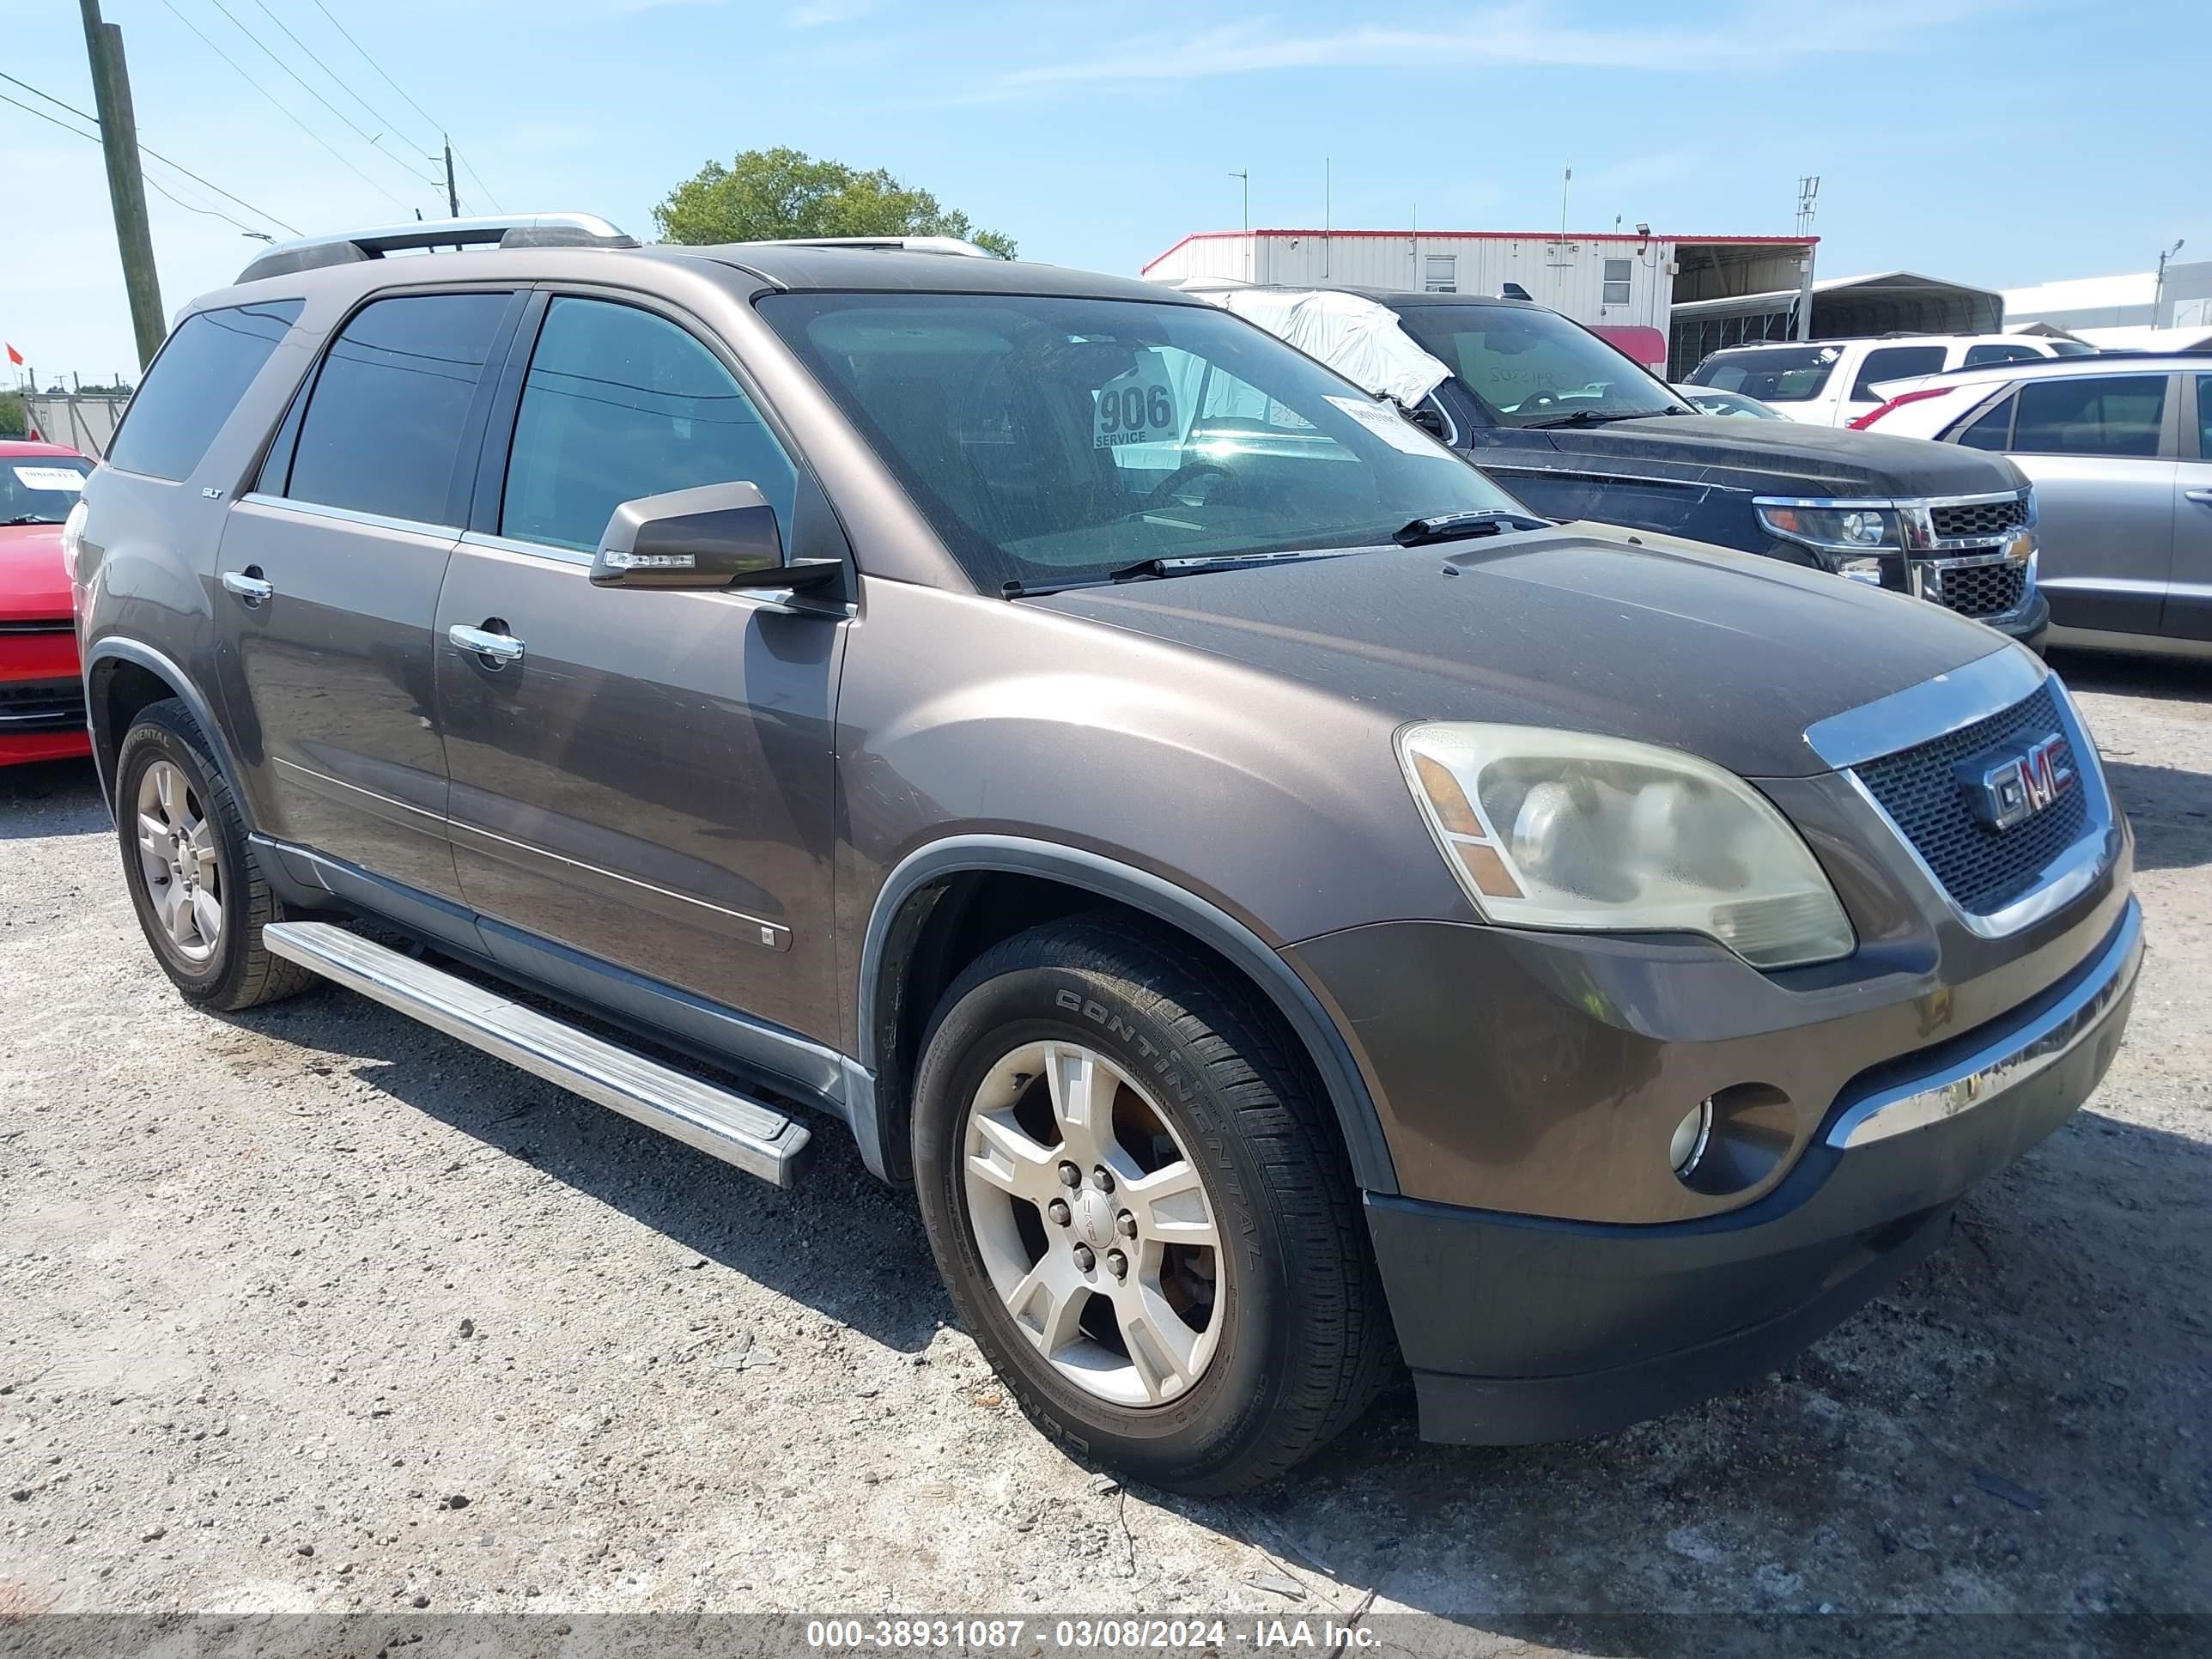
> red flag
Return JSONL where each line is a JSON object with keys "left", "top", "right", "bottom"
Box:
{"left": 3, "top": 343, "right": 21, "bottom": 368}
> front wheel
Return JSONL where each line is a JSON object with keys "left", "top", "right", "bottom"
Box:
{"left": 912, "top": 916, "right": 1389, "bottom": 1493}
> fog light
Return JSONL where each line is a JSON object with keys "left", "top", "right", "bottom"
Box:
{"left": 1669, "top": 1099, "right": 1713, "bottom": 1176}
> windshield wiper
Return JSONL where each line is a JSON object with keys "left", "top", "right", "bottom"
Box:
{"left": 3, "top": 515, "right": 63, "bottom": 526}
{"left": 1105, "top": 549, "right": 1346, "bottom": 584}
{"left": 1517, "top": 409, "right": 1665, "bottom": 429}
{"left": 1392, "top": 510, "right": 1552, "bottom": 548}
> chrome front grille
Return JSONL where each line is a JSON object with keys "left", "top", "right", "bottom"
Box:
{"left": 1929, "top": 497, "right": 2029, "bottom": 540}
{"left": 1852, "top": 684, "right": 2089, "bottom": 916}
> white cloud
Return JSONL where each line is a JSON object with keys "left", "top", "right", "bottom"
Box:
{"left": 788, "top": 0, "right": 876, "bottom": 26}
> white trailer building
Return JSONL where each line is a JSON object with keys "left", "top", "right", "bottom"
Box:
{"left": 1141, "top": 228, "right": 1820, "bottom": 375}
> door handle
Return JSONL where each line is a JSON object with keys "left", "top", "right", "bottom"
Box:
{"left": 449, "top": 623, "right": 525, "bottom": 664}
{"left": 221, "top": 568, "right": 273, "bottom": 605}
{"left": 2185, "top": 489, "right": 2212, "bottom": 507}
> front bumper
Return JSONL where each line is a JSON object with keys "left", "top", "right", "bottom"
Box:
{"left": 0, "top": 625, "right": 91, "bottom": 765}
{"left": 1986, "top": 587, "right": 2050, "bottom": 651}
{"left": 1364, "top": 897, "right": 2141, "bottom": 1444}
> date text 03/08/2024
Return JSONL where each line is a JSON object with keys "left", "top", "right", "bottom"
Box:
{"left": 805, "top": 1618, "right": 1383, "bottom": 1650}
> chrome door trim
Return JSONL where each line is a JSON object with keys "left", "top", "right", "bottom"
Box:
{"left": 235, "top": 491, "right": 461, "bottom": 540}
{"left": 1826, "top": 899, "right": 2141, "bottom": 1148}
{"left": 446, "top": 817, "right": 792, "bottom": 951}
{"left": 451, "top": 530, "right": 857, "bottom": 617}
{"left": 273, "top": 757, "right": 447, "bottom": 822}
{"left": 459, "top": 528, "right": 592, "bottom": 569}
{"left": 1802, "top": 645, "right": 2045, "bottom": 770}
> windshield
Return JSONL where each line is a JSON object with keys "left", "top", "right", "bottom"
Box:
{"left": 1, "top": 456, "right": 90, "bottom": 525}
{"left": 1388, "top": 302, "right": 1686, "bottom": 427}
{"left": 1675, "top": 386, "right": 1783, "bottom": 419}
{"left": 757, "top": 292, "right": 1526, "bottom": 592}
{"left": 1686, "top": 344, "right": 1842, "bottom": 402}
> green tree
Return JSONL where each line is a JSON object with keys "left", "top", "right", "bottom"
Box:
{"left": 0, "top": 390, "right": 27, "bottom": 440}
{"left": 653, "top": 146, "right": 1016, "bottom": 258}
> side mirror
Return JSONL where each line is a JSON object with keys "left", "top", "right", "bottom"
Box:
{"left": 589, "top": 482, "right": 842, "bottom": 592}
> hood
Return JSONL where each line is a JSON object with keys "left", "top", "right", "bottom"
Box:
{"left": 1531, "top": 413, "right": 2027, "bottom": 498}
{"left": 1032, "top": 529, "right": 2011, "bottom": 778}
{"left": 0, "top": 524, "right": 72, "bottom": 623}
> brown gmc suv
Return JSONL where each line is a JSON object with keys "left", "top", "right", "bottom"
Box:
{"left": 69, "top": 216, "right": 2140, "bottom": 1492}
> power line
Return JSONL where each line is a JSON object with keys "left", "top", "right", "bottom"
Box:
{"left": 0, "top": 67, "right": 300, "bottom": 234}
{"left": 453, "top": 148, "right": 501, "bottom": 213}
{"left": 250, "top": 0, "right": 434, "bottom": 155}
{"left": 155, "top": 0, "right": 416, "bottom": 210}
{"left": 306, "top": 0, "right": 438, "bottom": 132}
{"left": 0, "top": 85, "right": 97, "bottom": 142}
{"left": 195, "top": 0, "right": 445, "bottom": 191}
{"left": 307, "top": 0, "right": 501, "bottom": 210}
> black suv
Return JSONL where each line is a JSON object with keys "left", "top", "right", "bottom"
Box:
{"left": 69, "top": 216, "right": 2136, "bottom": 1492}
{"left": 1225, "top": 287, "right": 2051, "bottom": 649}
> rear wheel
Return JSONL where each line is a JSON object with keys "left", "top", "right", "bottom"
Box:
{"left": 913, "top": 915, "right": 1389, "bottom": 1493}
{"left": 114, "top": 699, "right": 313, "bottom": 1012}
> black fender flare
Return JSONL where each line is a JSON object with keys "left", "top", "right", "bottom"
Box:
{"left": 83, "top": 636, "right": 244, "bottom": 826}
{"left": 857, "top": 834, "right": 1399, "bottom": 1195}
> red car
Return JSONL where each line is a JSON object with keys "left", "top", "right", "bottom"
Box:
{"left": 1, "top": 440, "right": 94, "bottom": 764}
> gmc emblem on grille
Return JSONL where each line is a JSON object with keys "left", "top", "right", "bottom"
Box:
{"left": 1959, "top": 733, "right": 2075, "bottom": 830}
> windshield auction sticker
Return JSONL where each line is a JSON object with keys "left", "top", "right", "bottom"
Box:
{"left": 12, "top": 467, "right": 86, "bottom": 492}
{"left": 1095, "top": 357, "right": 1178, "bottom": 449}
{"left": 1325, "top": 395, "right": 1439, "bottom": 456}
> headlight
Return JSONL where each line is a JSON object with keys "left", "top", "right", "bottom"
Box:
{"left": 1755, "top": 501, "right": 1900, "bottom": 551}
{"left": 1398, "top": 723, "right": 1855, "bottom": 969}
{"left": 59, "top": 499, "right": 88, "bottom": 583}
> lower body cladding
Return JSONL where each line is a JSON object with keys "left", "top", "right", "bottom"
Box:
{"left": 1297, "top": 895, "right": 2142, "bottom": 1446}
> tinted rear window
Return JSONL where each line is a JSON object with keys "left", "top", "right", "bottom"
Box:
{"left": 1850, "top": 345, "right": 1946, "bottom": 400}
{"left": 285, "top": 293, "right": 511, "bottom": 525}
{"left": 1687, "top": 344, "right": 1840, "bottom": 402}
{"left": 1963, "top": 343, "right": 2042, "bottom": 368}
{"left": 2011, "top": 374, "right": 2167, "bottom": 459}
{"left": 105, "top": 300, "right": 302, "bottom": 482}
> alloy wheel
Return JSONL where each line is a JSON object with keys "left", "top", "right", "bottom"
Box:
{"left": 961, "top": 1040, "right": 1224, "bottom": 1407}
{"left": 134, "top": 759, "right": 223, "bottom": 963}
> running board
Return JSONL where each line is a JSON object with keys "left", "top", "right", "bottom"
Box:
{"left": 262, "top": 921, "right": 811, "bottom": 1187}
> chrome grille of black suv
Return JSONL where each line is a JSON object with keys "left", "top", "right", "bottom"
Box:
{"left": 1929, "top": 497, "right": 2028, "bottom": 540}
{"left": 1853, "top": 684, "right": 2088, "bottom": 915}
{"left": 1936, "top": 561, "right": 2028, "bottom": 619}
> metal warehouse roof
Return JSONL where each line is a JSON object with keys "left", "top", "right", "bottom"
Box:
{"left": 2002, "top": 271, "right": 2157, "bottom": 313}
{"left": 1142, "top": 227, "right": 1816, "bottom": 276}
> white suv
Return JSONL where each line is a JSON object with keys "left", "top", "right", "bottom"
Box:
{"left": 1685, "top": 335, "right": 2094, "bottom": 427}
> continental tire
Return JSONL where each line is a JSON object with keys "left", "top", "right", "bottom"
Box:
{"left": 913, "top": 914, "right": 1389, "bottom": 1493}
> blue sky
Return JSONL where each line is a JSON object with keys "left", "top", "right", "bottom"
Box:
{"left": 2, "top": 0, "right": 2200, "bottom": 380}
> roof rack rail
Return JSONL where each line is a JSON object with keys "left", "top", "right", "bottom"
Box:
{"left": 236, "top": 213, "right": 636, "bottom": 284}
{"left": 748, "top": 235, "right": 1000, "bottom": 259}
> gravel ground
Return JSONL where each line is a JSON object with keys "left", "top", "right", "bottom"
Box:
{"left": 2, "top": 650, "right": 2208, "bottom": 1655}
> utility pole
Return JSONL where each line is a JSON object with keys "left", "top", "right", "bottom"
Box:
{"left": 1229, "top": 168, "right": 1249, "bottom": 230}
{"left": 2154, "top": 239, "right": 2186, "bottom": 323}
{"left": 443, "top": 136, "right": 459, "bottom": 219}
{"left": 79, "top": 0, "right": 165, "bottom": 369}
